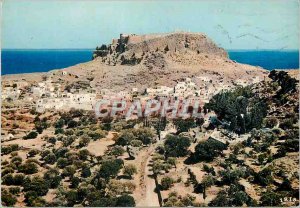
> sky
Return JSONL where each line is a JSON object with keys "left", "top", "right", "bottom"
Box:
{"left": 1, "top": 0, "right": 299, "bottom": 50}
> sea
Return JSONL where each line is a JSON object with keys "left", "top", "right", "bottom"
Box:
{"left": 1, "top": 49, "right": 299, "bottom": 75}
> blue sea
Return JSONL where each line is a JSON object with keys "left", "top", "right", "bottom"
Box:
{"left": 1, "top": 49, "right": 93, "bottom": 75}
{"left": 1, "top": 49, "right": 299, "bottom": 75}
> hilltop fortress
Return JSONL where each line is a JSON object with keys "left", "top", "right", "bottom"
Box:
{"left": 93, "top": 32, "right": 228, "bottom": 66}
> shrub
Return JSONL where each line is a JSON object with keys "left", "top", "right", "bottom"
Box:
{"left": 260, "top": 190, "right": 281, "bottom": 206}
{"left": 23, "top": 176, "right": 49, "bottom": 196}
{"left": 70, "top": 177, "right": 80, "bottom": 188}
{"left": 265, "top": 117, "right": 278, "bottom": 128}
{"left": 2, "top": 167, "right": 14, "bottom": 176}
{"left": 79, "top": 149, "right": 90, "bottom": 160}
{"left": 1, "top": 190, "right": 17, "bottom": 206}
{"left": 161, "top": 176, "right": 174, "bottom": 190}
{"left": 18, "top": 162, "right": 38, "bottom": 174}
{"left": 23, "top": 131, "right": 38, "bottom": 139}
{"left": 67, "top": 120, "right": 78, "bottom": 128}
{"left": 28, "top": 149, "right": 39, "bottom": 157}
{"left": 9, "top": 186, "right": 21, "bottom": 195}
{"left": 2, "top": 173, "right": 14, "bottom": 185}
{"left": 44, "top": 153, "right": 57, "bottom": 164}
{"left": 79, "top": 135, "right": 91, "bottom": 147}
{"left": 62, "top": 165, "right": 76, "bottom": 178}
{"left": 55, "top": 119, "right": 65, "bottom": 128}
{"left": 110, "top": 146, "right": 125, "bottom": 157}
{"left": 44, "top": 169, "right": 61, "bottom": 188}
{"left": 116, "top": 194, "right": 136, "bottom": 207}
{"left": 13, "top": 173, "right": 25, "bottom": 185}
{"left": 123, "top": 164, "right": 137, "bottom": 179}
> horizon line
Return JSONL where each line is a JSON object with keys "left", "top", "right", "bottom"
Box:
{"left": 2, "top": 48, "right": 299, "bottom": 51}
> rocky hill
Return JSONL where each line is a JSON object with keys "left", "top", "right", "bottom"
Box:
{"left": 3, "top": 32, "right": 269, "bottom": 92}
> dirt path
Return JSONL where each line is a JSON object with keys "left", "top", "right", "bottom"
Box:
{"left": 136, "top": 142, "right": 161, "bottom": 207}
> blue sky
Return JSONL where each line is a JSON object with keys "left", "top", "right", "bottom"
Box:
{"left": 2, "top": 0, "right": 299, "bottom": 49}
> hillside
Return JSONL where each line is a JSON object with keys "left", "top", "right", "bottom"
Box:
{"left": 3, "top": 32, "right": 269, "bottom": 92}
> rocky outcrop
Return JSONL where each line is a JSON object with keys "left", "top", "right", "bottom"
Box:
{"left": 93, "top": 32, "right": 228, "bottom": 68}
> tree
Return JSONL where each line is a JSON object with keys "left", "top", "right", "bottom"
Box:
{"left": 193, "top": 138, "right": 227, "bottom": 162}
{"left": 173, "top": 118, "right": 196, "bottom": 133}
{"left": 55, "top": 119, "right": 65, "bottom": 128}
{"left": 57, "top": 158, "right": 69, "bottom": 169}
{"left": 1, "top": 190, "right": 17, "bottom": 206}
{"left": 44, "top": 169, "right": 61, "bottom": 188}
{"left": 28, "top": 149, "right": 39, "bottom": 157}
{"left": 123, "top": 164, "right": 137, "bottom": 179}
{"left": 260, "top": 190, "right": 281, "bottom": 206}
{"left": 65, "top": 190, "right": 79, "bottom": 206}
{"left": 79, "top": 149, "right": 90, "bottom": 160}
{"left": 2, "top": 173, "right": 14, "bottom": 185}
{"left": 201, "top": 175, "right": 214, "bottom": 199}
{"left": 81, "top": 166, "right": 91, "bottom": 178}
{"left": 18, "top": 162, "right": 38, "bottom": 174}
{"left": 116, "top": 130, "right": 136, "bottom": 146}
{"left": 106, "top": 179, "right": 136, "bottom": 196}
{"left": 116, "top": 194, "right": 136, "bottom": 207}
{"left": 110, "top": 146, "right": 125, "bottom": 157}
{"left": 99, "top": 159, "right": 123, "bottom": 179}
{"left": 161, "top": 176, "right": 174, "bottom": 190}
{"left": 164, "top": 134, "right": 191, "bottom": 157}
{"left": 23, "top": 131, "right": 38, "bottom": 139}
{"left": 90, "top": 197, "right": 116, "bottom": 207}
{"left": 62, "top": 165, "right": 76, "bottom": 178}
{"left": 44, "top": 153, "right": 57, "bottom": 164}
{"left": 79, "top": 135, "right": 91, "bottom": 147}
{"left": 67, "top": 120, "right": 78, "bottom": 128}
{"left": 23, "top": 176, "right": 49, "bottom": 196}
{"left": 70, "top": 177, "right": 80, "bottom": 188}
{"left": 135, "top": 127, "right": 155, "bottom": 145}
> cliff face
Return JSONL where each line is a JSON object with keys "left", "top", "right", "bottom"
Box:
{"left": 93, "top": 32, "right": 228, "bottom": 67}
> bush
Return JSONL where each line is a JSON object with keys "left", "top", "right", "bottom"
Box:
{"left": 265, "top": 117, "right": 278, "bottom": 128}
{"left": 79, "top": 149, "right": 90, "bottom": 160}
{"left": 23, "top": 131, "right": 38, "bottom": 139}
{"left": 79, "top": 135, "right": 91, "bottom": 147}
{"left": 18, "top": 162, "right": 38, "bottom": 174}
{"left": 161, "top": 176, "right": 174, "bottom": 190}
{"left": 67, "top": 120, "right": 78, "bottom": 128}
{"left": 28, "top": 149, "right": 39, "bottom": 157}
{"left": 2, "top": 144, "right": 19, "bottom": 155}
{"left": 110, "top": 146, "right": 125, "bottom": 157}
{"left": 123, "top": 164, "right": 137, "bottom": 179}
{"left": 260, "top": 190, "right": 281, "bottom": 206}
{"left": 44, "top": 169, "right": 61, "bottom": 188}
{"left": 2, "top": 167, "right": 14, "bottom": 176}
{"left": 13, "top": 173, "right": 25, "bottom": 185}
{"left": 44, "top": 153, "right": 57, "bottom": 164}
{"left": 62, "top": 165, "right": 76, "bottom": 178}
{"left": 57, "top": 158, "right": 69, "bottom": 169}
{"left": 9, "top": 186, "right": 21, "bottom": 195}
{"left": 116, "top": 194, "right": 136, "bottom": 207}
{"left": 2, "top": 173, "right": 14, "bottom": 185}
{"left": 70, "top": 177, "right": 80, "bottom": 188}
{"left": 55, "top": 119, "right": 65, "bottom": 128}
{"left": 1, "top": 190, "right": 17, "bottom": 206}
{"left": 23, "top": 176, "right": 49, "bottom": 196}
